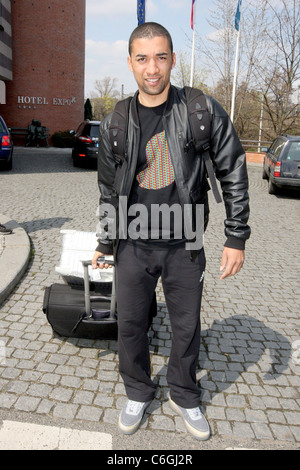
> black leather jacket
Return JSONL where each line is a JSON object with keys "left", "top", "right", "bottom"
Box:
{"left": 96, "top": 85, "right": 250, "bottom": 255}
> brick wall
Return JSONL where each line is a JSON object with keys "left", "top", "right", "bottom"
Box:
{"left": 0, "top": 0, "right": 13, "bottom": 82}
{"left": 0, "top": 0, "right": 86, "bottom": 142}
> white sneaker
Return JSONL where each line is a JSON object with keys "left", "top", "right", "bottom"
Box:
{"left": 118, "top": 400, "right": 150, "bottom": 435}
{"left": 169, "top": 396, "right": 211, "bottom": 440}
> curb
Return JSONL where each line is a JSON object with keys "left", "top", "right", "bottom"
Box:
{"left": 0, "top": 215, "right": 31, "bottom": 305}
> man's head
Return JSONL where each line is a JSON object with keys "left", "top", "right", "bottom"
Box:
{"left": 128, "top": 22, "right": 173, "bottom": 56}
{"left": 127, "top": 22, "right": 176, "bottom": 106}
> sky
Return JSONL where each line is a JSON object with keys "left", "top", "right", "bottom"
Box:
{"left": 85, "top": 0, "right": 213, "bottom": 98}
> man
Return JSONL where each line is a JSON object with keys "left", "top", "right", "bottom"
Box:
{"left": 92, "top": 22, "right": 250, "bottom": 440}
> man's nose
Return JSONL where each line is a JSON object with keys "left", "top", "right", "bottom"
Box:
{"left": 147, "top": 58, "right": 159, "bottom": 74}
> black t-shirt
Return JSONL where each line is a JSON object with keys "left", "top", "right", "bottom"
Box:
{"left": 127, "top": 99, "right": 184, "bottom": 246}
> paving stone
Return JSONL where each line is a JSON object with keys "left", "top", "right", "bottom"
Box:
{"left": 151, "top": 414, "right": 175, "bottom": 431}
{"left": 102, "top": 408, "right": 119, "bottom": 425}
{"left": 60, "top": 376, "right": 82, "bottom": 388}
{"left": 14, "top": 396, "right": 41, "bottom": 412}
{"left": 232, "top": 422, "right": 255, "bottom": 439}
{"left": 226, "top": 395, "right": 247, "bottom": 408}
{"left": 251, "top": 422, "right": 274, "bottom": 440}
{"left": 27, "top": 383, "right": 52, "bottom": 398}
{"left": 0, "top": 392, "right": 17, "bottom": 408}
{"left": 0, "top": 152, "right": 299, "bottom": 446}
{"left": 36, "top": 399, "right": 55, "bottom": 415}
{"left": 245, "top": 409, "right": 268, "bottom": 423}
{"left": 226, "top": 408, "right": 245, "bottom": 422}
{"left": 76, "top": 405, "right": 103, "bottom": 422}
{"left": 73, "top": 390, "right": 94, "bottom": 405}
{"left": 49, "top": 387, "right": 73, "bottom": 402}
{"left": 53, "top": 403, "right": 79, "bottom": 420}
{"left": 285, "top": 412, "right": 300, "bottom": 426}
{"left": 216, "top": 420, "right": 233, "bottom": 436}
{"left": 267, "top": 410, "right": 287, "bottom": 424}
{"left": 270, "top": 424, "right": 296, "bottom": 442}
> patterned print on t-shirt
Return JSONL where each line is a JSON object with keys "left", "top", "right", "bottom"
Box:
{"left": 137, "top": 131, "right": 175, "bottom": 190}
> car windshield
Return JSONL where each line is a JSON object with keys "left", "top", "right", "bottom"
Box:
{"left": 90, "top": 125, "right": 99, "bottom": 138}
{"left": 284, "top": 142, "right": 300, "bottom": 162}
{"left": 82, "top": 124, "right": 99, "bottom": 138}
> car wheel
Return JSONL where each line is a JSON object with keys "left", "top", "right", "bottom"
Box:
{"left": 262, "top": 166, "right": 268, "bottom": 180}
{"left": 5, "top": 157, "right": 12, "bottom": 171}
{"left": 73, "top": 157, "right": 80, "bottom": 167}
{"left": 268, "top": 178, "right": 277, "bottom": 195}
{"left": 72, "top": 154, "right": 82, "bottom": 167}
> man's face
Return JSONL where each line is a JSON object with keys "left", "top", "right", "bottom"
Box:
{"left": 127, "top": 36, "right": 176, "bottom": 104}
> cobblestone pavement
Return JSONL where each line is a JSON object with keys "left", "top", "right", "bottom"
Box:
{"left": 0, "top": 147, "right": 299, "bottom": 450}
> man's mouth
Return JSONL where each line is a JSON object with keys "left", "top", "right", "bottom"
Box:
{"left": 145, "top": 78, "right": 160, "bottom": 86}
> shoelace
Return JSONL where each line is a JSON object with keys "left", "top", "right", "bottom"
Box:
{"left": 126, "top": 400, "right": 145, "bottom": 416}
{"left": 186, "top": 407, "right": 202, "bottom": 421}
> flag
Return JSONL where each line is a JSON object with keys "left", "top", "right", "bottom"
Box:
{"left": 235, "top": 0, "right": 242, "bottom": 31}
{"left": 137, "top": 0, "right": 146, "bottom": 25}
{"left": 191, "top": 0, "right": 195, "bottom": 29}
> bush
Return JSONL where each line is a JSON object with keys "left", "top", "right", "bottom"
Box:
{"left": 51, "top": 130, "right": 74, "bottom": 148}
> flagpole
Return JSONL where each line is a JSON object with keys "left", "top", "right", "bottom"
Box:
{"left": 190, "top": 1, "right": 196, "bottom": 87}
{"left": 190, "top": 30, "right": 196, "bottom": 87}
{"left": 230, "top": 29, "right": 240, "bottom": 122}
{"left": 231, "top": 0, "right": 242, "bottom": 123}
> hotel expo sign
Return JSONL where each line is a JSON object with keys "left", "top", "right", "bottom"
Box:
{"left": 17, "top": 95, "right": 76, "bottom": 109}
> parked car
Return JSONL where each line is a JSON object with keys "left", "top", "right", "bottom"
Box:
{"left": 0, "top": 115, "right": 13, "bottom": 171}
{"left": 262, "top": 134, "right": 300, "bottom": 194}
{"left": 71, "top": 120, "right": 100, "bottom": 167}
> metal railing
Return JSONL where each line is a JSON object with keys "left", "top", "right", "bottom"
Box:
{"left": 241, "top": 140, "right": 272, "bottom": 153}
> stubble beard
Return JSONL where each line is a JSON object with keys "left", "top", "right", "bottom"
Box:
{"left": 142, "top": 78, "right": 168, "bottom": 96}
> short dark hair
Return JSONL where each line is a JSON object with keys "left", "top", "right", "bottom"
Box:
{"left": 128, "top": 22, "right": 173, "bottom": 56}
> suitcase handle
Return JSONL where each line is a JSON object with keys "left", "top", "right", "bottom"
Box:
{"left": 81, "top": 258, "right": 116, "bottom": 320}
{"left": 81, "top": 257, "right": 115, "bottom": 268}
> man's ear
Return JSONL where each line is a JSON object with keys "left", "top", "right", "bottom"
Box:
{"left": 171, "top": 52, "right": 176, "bottom": 70}
{"left": 127, "top": 55, "right": 133, "bottom": 72}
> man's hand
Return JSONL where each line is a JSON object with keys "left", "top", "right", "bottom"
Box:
{"left": 92, "top": 251, "right": 112, "bottom": 270}
{"left": 219, "top": 247, "right": 245, "bottom": 280}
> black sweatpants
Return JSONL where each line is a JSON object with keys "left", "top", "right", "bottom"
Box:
{"left": 116, "top": 240, "right": 206, "bottom": 408}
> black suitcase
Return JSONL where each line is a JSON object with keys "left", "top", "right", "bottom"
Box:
{"left": 43, "top": 259, "right": 118, "bottom": 340}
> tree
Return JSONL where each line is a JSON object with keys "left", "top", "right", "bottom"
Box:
{"left": 196, "top": 0, "right": 299, "bottom": 141}
{"left": 90, "top": 77, "right": 120, "bottom": 120}
{"left": 233, "top": 0, "right": 270, "bottom": 129}
{"left": 259, "top": 0, "right": 300, "bottom": 138}
{"left": 91, "top": 96, "right": 119, "bottom": 121}
{"left": 172, "top": 52, "right": 211, "bottom": 93}
{"left": 196, "top": 0, "right": 237, "bottom": 113}
{"left": 84, "top": 98, "right": 93, "bottom": 120}
{"left": 94, "top": 76, "right": 120, "bottom": 99}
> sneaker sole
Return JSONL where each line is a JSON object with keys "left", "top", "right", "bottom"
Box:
{"left": 168, "top": 397, "right": 211, "bottom": 441}
{"left": 118, "top": 415, "right": 143, "bottom": 435}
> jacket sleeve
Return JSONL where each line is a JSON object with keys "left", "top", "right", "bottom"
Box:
{"left": 206, "top": 96, "right": 251, "bottom": 249}
{"left": 95, "top": 116, "right": 116, "bottom": 254}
